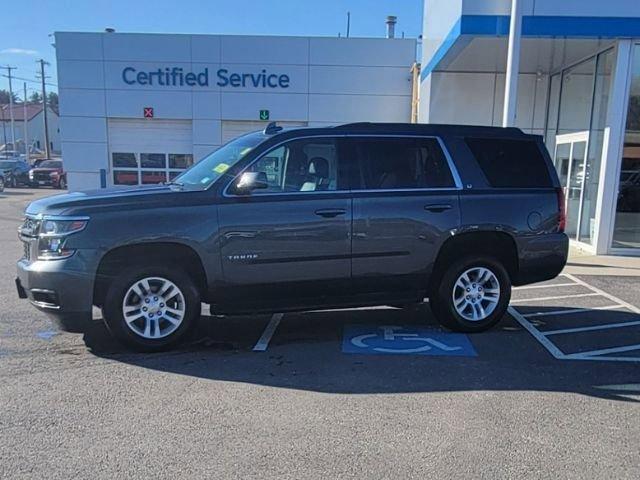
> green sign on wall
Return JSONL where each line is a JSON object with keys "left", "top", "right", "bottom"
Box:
{"left": 259, "top": 109, "right": 270, "bottom": 120}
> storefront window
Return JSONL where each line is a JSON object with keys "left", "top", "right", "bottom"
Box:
{"left": 111, "top": 152, "right": 194, "bottom": 186}
{"left": 557, "top": 58, "right": 596, "bottom": 136}
{"left": 579, "top": 49, "right": 614, "bottom": 244}
{"left": 612, "top": 45, "right": 640, "bottom": 249}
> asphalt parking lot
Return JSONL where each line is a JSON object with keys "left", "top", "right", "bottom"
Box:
{"left": 1, "top": 189, "right": 639, "bottom": 479}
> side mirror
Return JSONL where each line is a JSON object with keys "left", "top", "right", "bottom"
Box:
{"left": 233, "top": 171, "right": 269, "bottom": 194}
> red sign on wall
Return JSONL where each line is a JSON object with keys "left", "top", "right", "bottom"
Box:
{"left": 143, "top": 107, "right": 154, "bottom": 118}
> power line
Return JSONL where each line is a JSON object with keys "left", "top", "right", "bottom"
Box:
{"left": 2, "top": 73, "right": 57, "bottom": 88}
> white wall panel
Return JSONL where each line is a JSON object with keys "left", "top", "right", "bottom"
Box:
{"left": 191, "top": 35, "right": 222, "bottom": 63}
{"left": 193, "top": 119, "right": 222, "bottom": 145}
{"left": 61, "top": 142, "right": 108, "bottom": 172}
{"left": 58, "top": 89, "right": 106, "bottom": 117}
{"left": 310, "top": 66, "right": 411, "bottom": 95}
{"left": 193, "top": 144, "right": 219, "bottom": 161}
{"left": 103, "top": 33, "right": 191, "bottom": 62}
{"left": 221, "top": 36, "right": 309, "bottom": 65}
{"left": 55, "top": 32, "right": 103, "bottom": 60}
{"left": 309, "top": 94, "right": 411, "bottom": 123}
{"left": 60, "top": 117, "right": 107, "bottom": 143}
{"left": 429, "top": 72, "right": 495, "bottom": 125}
{"left": 221, "top": 92, "right": 308, "bottom": 121}
{"left": 192, "top": 92, "right": 221, "bottom": 119}
{"left": 310, "top": 38, "right": 416, "bottom": 67}
{"left": 106, "top": 90, "right": 193, "bottom": 119}
{"left": 67, "top": 172, "right": 102, "bottom": 191}
{"left": 57, "top": 61, "right": 104, "bottom": 89}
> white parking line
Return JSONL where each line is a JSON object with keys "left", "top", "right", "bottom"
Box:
{"left": 509, "top": 273, "right": 640, "bottom": 363}
{"left": 513, "top": 282, "right": 577, "bottom": 290}
{"left": 566, "top": 343, "right": 640, "bottom": 359}
{"left": 507, "top": 306, "right": 566, "bottom": 359}
{"left": 510, "top": 292, "right": 599, "bottom": 303}
{"left": 563, "top": 273, "right": 640, "bottom": 314}
{"left": 252, "top": 313, "right": 283, "bottom": 352}
{"left": 543, "top": 319, "right": 640, "bottom": 336}
{"left": 523, "top": 304, "right": 625, "bottom": 318}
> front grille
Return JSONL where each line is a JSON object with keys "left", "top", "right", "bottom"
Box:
{"left": 20, "top": 217, "right": 39, "bottom": 237}
{"left": 32, "top": 172, "right": 52, "bottom": 182}
{"left": 22, "top": 241, "right": 31, "bottom": 261}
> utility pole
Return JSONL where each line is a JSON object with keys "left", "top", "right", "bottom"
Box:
{"left": 37, "top": 59, "right": 51, "bottom": 158}
{"left": 346, "top": 12, "right": 351, "bottom": 38}
{"left": 1, "top": 65, "right": 17, "bottom": 149}
{"left": 23, "top": 83, "right": 29, "bottom": 163}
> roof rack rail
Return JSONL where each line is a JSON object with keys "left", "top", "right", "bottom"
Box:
{"left": 263, "top": 122, "right": 283, "bottom": 135}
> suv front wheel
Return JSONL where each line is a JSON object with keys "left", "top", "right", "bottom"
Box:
{"left": 102, "top": 265, "right": 200, "bottom": 351}
{"left": 430, "top": 256, "right": 511, "bottom": 332}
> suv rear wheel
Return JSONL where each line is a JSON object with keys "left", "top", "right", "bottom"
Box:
{"left": 102, "top": 265, "right": 200, "bottom": 351}
{"left": 430, "top": 256, "right": 511, "bottom": 332}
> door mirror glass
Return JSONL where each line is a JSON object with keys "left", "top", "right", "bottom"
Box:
{"left": 233, "top": 171, "right": 269, "bottom": 194}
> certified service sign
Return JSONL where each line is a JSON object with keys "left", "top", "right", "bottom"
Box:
{"left": 122, "top": 67, "right": 290, "bottom": 89}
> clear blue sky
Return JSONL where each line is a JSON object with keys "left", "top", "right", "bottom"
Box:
{"left": 0, "top": 0, "right": 423, "bottom": 98}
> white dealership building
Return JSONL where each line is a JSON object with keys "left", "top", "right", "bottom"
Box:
{"left": 56, "top": 0, "right": 640, "bottom": 255}
{"left": 55, "top": 32, "right": 416, "bottom": 190}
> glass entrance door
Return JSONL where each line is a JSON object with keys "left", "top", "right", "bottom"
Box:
{"left": 554, "top": 132, "right": 589, "bottom": 240}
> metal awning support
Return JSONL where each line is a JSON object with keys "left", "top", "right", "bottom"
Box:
{"left": 502, "top": 0, "right": 523, "bottom": 127}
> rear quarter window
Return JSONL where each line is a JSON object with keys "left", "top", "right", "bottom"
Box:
{"left": 465, "top": 137, "right": 552, "bottom": 188}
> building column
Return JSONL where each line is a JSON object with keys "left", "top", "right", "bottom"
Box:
{"left": 593, "top": 40, "right": 633, "bottom": 255}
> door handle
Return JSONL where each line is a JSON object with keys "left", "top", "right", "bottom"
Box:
{"left": 424, "top": 204, "right": 452, "bottom": 213}
{"left": 315, "top": 208, "right": 347, "bottom": 218}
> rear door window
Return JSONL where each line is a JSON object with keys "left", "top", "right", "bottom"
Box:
{"left": 351, "top": 137, "right": 456, "bottom": 190}
{"left": 465, "top": 137, "right": 552, "bottom": 188}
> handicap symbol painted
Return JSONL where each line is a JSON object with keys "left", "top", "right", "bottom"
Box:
{"left": 342, "top": 325, "right": 477, "bottom": 356}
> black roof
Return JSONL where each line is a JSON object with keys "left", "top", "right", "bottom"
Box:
{"left": 332, "top": 122, "right": 527, "bottom": 136}
{"left": 271, "top": 122, "right": 530, "bottom": 138}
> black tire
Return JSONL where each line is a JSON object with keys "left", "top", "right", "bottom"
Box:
{"left": 102, "top": 264, "right": 200, "bottom": 352}
{"left": 10, "top": 176, "right": 17, "bottom": 188}
{"left": 0, "top": 177, "right": 4, "bottom": 192}
{"left": 58, "top": 177, "right": 66, "bottom": 190}
{"left": 430, "top": 256, "right": 511, "bottom": 333}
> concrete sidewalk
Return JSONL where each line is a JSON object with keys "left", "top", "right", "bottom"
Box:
{"left": 564, "top": 246, "right": 640, "bottom": 277}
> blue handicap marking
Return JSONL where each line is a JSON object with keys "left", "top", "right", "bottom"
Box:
{"left": 342, "top": 325, "right": 477, "bottom": 356}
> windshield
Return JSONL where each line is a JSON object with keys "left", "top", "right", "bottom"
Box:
{"left": 38, "top": 160, "right": 62, "bottom": 169}
{"left": 0, "top": 161, "right": 17, "bottom": 169}
{"left": 173, "top": 132, "right": 265, "bottom": 190}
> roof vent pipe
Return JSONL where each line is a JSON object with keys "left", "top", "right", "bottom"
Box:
{"left": 386, "top": 16, "right": 397, "bottom": 39}
{"left": 105, "top": 27, "right": 115, "bottom": 33}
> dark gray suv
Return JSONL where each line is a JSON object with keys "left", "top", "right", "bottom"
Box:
{"left": 16, "top": 123, "right": 569, "bottom": 351}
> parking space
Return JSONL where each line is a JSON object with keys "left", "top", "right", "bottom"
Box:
{"left": 509, "top": 273, "right": 640, "bottom": 362}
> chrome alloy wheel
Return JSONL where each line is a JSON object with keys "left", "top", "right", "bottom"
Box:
{"left": 122, "top": 277, "right": 186, "bottom": 339}
{"left": 452, "top": 267, "right": 500, "bottom": 322}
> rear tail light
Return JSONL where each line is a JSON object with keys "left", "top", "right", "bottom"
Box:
{"left": 556, "top": 187, "right": 566, "bottom": 233}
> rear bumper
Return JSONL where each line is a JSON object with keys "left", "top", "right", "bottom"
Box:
{"left": 514, "top": 233, "right": 569, "bottom": 286}
{"left": 16, "top": 251, "right": 98, "bottom": 332}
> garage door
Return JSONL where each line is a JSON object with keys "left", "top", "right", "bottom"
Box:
{"left": 108, "top": 119, "right": 193, "bottom": 186}
{"left": 221, "top": 120, "right": 307, "bottom": 144}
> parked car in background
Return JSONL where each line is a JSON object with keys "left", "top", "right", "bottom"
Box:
{"left": 0, "top": 159, "right": 31, "bottom": 187}
{"left": 29, "top": 159, "right": 66, "bottom": 189}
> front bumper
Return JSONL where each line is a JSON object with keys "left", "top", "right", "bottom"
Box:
{"left": 16, "top": 250, "right": 98, "bottom": 332}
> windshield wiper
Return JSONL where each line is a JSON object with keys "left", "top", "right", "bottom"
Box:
{"left": 166, "top": 180, "right": 185, "bottom": 190}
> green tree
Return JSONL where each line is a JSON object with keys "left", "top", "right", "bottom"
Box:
{"left": 47, "top": 92, "right": 59, "bottom": 111}
{"left": 29, "top": 92, "right": 42, "bottom": 103}
{"left": 0, "top": 89, "right": 19, "bottom": 104}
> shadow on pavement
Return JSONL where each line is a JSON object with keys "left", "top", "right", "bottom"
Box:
{"left": 83, "top": 304, "right": 640, "bottom": 402}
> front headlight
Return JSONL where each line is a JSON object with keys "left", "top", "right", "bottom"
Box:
{"left": 37, "top": 217, "right": 88, "bottom": 260}
{"left": 28, "top": 170, "right": 34, "bottom": 178}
